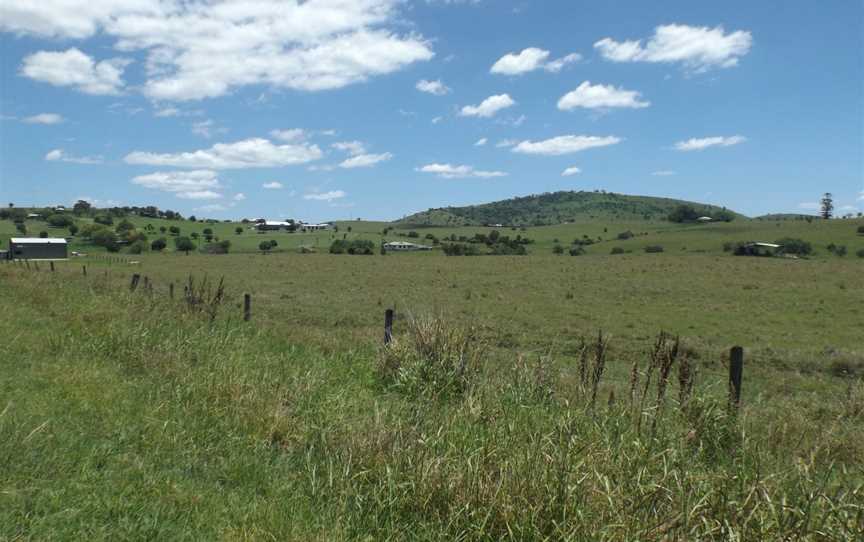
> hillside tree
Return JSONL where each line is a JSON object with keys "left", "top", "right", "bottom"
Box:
{"left": 820, "top": 193, "right": 833, "bottom": 219}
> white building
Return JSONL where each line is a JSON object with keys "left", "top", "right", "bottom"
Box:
{"left": 384, "top": 241, "right": 431, "bottom": 251}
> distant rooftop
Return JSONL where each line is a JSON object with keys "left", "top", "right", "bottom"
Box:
{"left": 10, "top": 237, "right": 68, "bottom": 244}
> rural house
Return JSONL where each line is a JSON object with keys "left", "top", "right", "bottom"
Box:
{"left": 384, "top": 241, "right": 432, "bottom": 251}
{"left": 7, "top": 237, "right": 68, "bottom": 260}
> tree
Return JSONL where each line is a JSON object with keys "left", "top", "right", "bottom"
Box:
{"left": 15, "top": 222, "right": 26, "bottom": 234}
{"left": 151, "top": 238, "right": 167, "bottom": 251}
{"left": 235, "top": 226, "right": 243, "bottom": 235}
{"left": 174, "top": 236, "right": 196, "bottom": 255}
{"left": 72, "top": 199, "right": 92, "bottom": 215}
{"left": 68, "top": 224, "right": 79, "bottom": 236}
{"left": 667, "top": 205, "right": 699, "bottom": 223}
{"left": 94, "top": 215, "right": 114, "bottom": 226}
{"left": 169, "top": 225, "right": 181, "bottom": 236}
{"left": 47, "top": 214, "right": 74, "bottom": 228}
{"left": 188, "top": 215, "right": 197, "bottom": 222}
{"left": 259, "top": 241, "right": 273, "bottom": 254}
{"left": 820, "top": 193, "right": 833, "bottom": 220}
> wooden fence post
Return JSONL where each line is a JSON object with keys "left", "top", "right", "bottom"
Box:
{"left": 50, "top": 261, "right": 55, "bottom": 272}
{"left": 82, "top": 265, "right": 87, "bottom": 276}
{"left": 729, "top": 346, "right": 743, "bottom": 409}
{"left": 243, "top": 294, "right": 251, "bottom": 322}
{"left": 130, "top": 273, "right": 141, "bottom": 292}
{"left": 169, "top": 283, "right": 174, "bottom": 299}
{"left": 384, "top": 309, "right": 394, "bottom": 345}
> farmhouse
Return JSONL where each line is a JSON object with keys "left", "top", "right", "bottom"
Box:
{"left": 7, "top": 237, "right": 68, "bottom": 260}
{"left": 736, "top": 242, "right": 782, "bottom": 257}
{"left": 299, "top": 222, "right": 330, "bottom": 231}
{"left": 384, "top": 241, "right": 432, "bottom": 251}
{"left": 257, "top": 220, "right": 295, "bottom": 231}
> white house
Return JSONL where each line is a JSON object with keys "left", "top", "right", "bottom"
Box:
{"left": 384, "top": 241, "right": 431, "bottom": 251}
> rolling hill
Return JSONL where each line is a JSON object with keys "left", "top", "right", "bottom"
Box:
{"left": 395, "top": 190, "right": 747, "bottom": 227}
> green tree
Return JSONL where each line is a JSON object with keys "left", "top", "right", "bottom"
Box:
{"left": 235, "top": 226, "right": 243, "bottom": 235}
{"left": 169, "top": 225, "right": 181, "bottom": 236}
{"left": 15, "top": 222, "right": 26, "bottom": 234}
{"left": 259, "top": 241, "right": 273, "bottom": 254}
{"left": 47, "top": 214, "right": 74, "bottom": 228}
{"left": 72, "top": 199, "right": 92, "bottom": 215}
{"left": 820, "top": 193, "right": 833, "bottom": 220}
{"left": 151, "top": 238, "right": 167, "bottom": 251}
{"left": 174, "top": 236, "right": 196, "bottom": 255}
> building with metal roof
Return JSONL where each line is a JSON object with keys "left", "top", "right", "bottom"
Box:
{"left": 7, "top": 238, "right": 68, "bottom": 260}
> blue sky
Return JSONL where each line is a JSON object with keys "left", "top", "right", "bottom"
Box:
{"left": 1, "top": 0, "right": 862, "bottom": 221}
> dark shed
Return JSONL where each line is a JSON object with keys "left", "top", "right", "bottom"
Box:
{"left": 8, "top": 238, "right": 68, "bottom": 260}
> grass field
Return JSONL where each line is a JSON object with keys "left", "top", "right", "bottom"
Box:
{"left": 2, "top": 213, "right": 863, "bottom": 539}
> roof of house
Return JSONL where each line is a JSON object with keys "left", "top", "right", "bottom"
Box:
{"left": 10, "top": 237, "right": 68, "bottom": 245}
{"left": 746, "top": 242, "right": 781, "bottom": 248}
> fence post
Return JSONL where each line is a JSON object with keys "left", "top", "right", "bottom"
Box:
{"left": 243, "top": 293, "right": 251, "bottom": 322}
{"left": 729, "top": 346, "right": 743, "bottom": 409}
{"left": 50, "top": 261, "right": 55, "bottom": 272}
{"left": 130, "top": 273, "right": 141, "bottom": 292}
{"left": 83, "top": 265, "right": 87, "bottom": 276}
{"left": 169, "top": 283, "right": 174, "bottom": 299}
{"left": 384, "top": 309, "right": 394, "bottom": 345}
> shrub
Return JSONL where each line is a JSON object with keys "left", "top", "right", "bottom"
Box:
{"left": 442, "top": 243, "right": 480, "bottom": 256}
{"left": 68, "top": 224, "right": 79, "bottom": 236}
{"left": 553, "top": 244, "right": 564, "bottom": 254}
{"left": 15, "top": 223, "right": 26, "bottom": 234}
{"left": 407, "top": 231, "right": 419, "bottom": 238}
{"left": 330, "top": 239, "right": 374, "bottom": 255}
{"left": 169, "top": 225, "right": 181, "bottom": 236}
{"left": 857, "top": 225, "right": 864, "bottom": 235}
{"left": 94, "top": 215, "right": 113, "bottom": 226}
{"left": 39, "top": 231, "right": 48, "bottom": 238}
{"left": 175, "top": 236, "right": 196, "bottom": 254}
{"left": 857, "top": 248, "right": 864, "bottom": 258}
{"left": 151, "top": 238, "right": 167, "bottom": 251}
{"left": 205, "top": 240, "right": 231, "bottom": 254}
{"left": 610, "top": 247, "right": 625, "bottom": 255}
{"left": 644, "top": 245, "right": 664, "bottom": 253}
{"left": 569, "top": 246, "right": 585, "bottom": 256}
{"left": 235, "top": 227, "right": 243, "bottom": 235}
{"left": 827, "top": 243, "right": 847, "bottom": 257}
{"left": 377, "top": 314, "right": 484, "bottom": 399}
{"left": 47, "top": 214, "right": 73, "bottom": 228}
{"left": 128, "top": 240, "right": 147, "bottom": 254}
{"left": 616, "top": 230, "right": 634, "bottom": 240}
{"left": 776, "top": 238, "right": 812, "bottom": 256}
{"left": 668, "top": 205, "right": 699, "bottom": 223}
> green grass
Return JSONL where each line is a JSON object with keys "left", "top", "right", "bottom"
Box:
{"left": 1, "top": 266, "right": 862, "bottom": 539}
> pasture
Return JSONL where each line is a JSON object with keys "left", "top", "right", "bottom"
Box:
{"left": 1, "top": 215, "right": 863, "bottom": 539}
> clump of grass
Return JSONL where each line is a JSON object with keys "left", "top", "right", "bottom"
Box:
{"left": 377, "top": 313, "right": 485, "bottom": 399}
{"left": 182, "top": 274, "right": 226, "bottom": 321}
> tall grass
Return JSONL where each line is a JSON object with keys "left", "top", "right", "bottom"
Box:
{"left": 1, "top": 265, "right": 862, "bottom": 540}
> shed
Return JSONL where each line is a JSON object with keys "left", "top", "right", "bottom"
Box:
{"left": 8, "top": 237, "right": 68, "bottom": 260}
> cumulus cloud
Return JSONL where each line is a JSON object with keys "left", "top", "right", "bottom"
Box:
{"left": 490, "top": 47, "right": 580, "bottom": 75}
{"left": 303, "top": 190, "right": 346, "bottom": 202}
{"left": 44, "top": 148, "right": 103, "bottom": 164}
{"left": 557, "top": 81, "right": 650, "bottom": 110}
{"left": 460, "top": 94, "right": 515, "bottom": 118}
{"left": 131, "top": 169, "right": 222, "bottom": 200}
{"left": 474, "top": 138, "right": 488, "bottom": 146}
{"left": 561, "top": 166, "right": 581, "bottom": 177}
{"left": 674, "top": 135, "right": 746, "bottom": 151}
{"left": 332, "top": 140, "right": 367, "bottom": 156}
{"left": 262, "top": 181, "right": 283, "bottom": 189}
{"left": 3, "top": 1, "right": 434, "bottom": 101}
{"left": 512, "top": 135, "right": 622, "bottom": 156}
{"left": 23, "top": 113, "right": 64, "bottom": 124}
{"left": 124, "top": 138, "right": 322, "bottom": 169}
{"left": 416, "top": 163, "right": 507, "bottom": 179}
{"left": 416, "top": 79, "right": 450, "bottom": 95}
{"left": 594, "top": 24, "right": 752, "bottom": 72}
{"left": 270, "top": 128, "right": 306, "bottom": 142}
{"left": 339, "top": 152, "right": 393, "bottom": 169}
{"left": 21, "top": 48, "right": 128, "bottom": 95}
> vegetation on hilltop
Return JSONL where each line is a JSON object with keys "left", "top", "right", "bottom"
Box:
{"left": 397, "top": 190, "right": 746, "bottom": 227}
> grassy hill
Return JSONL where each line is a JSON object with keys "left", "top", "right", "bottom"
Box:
{"left": 396, "top": 191, "right": 746, "bottom": 227}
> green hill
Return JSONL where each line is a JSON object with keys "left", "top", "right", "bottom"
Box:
{"left": 396, "top": 191, "right": 746, "bottom": 227}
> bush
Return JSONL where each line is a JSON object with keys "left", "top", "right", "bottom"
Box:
{"left": 776, "top": 238, "right": 812, "bottom": 256}
{"left": 15, "top": 223, "right": 26, "bottom": 234}
{"left": 39, "top": 231, "right": 48, "bottom": 238}
{"left": 668, "top": 205, "right": 699, "bottom": 223}
{"left": 857, "top": 248, "right": 864, "bottom": 258}
{"left": 616, "top": 230, "right": 634, "bottom": 240}
{"left": 857, "top": 225, "right": 864, "bottom": 235}
{"left": 330, "top": 239, "right": 374, "bottom": 255}
{"left": 128, "top": 240, "right": 147, "bottom": 254}
{"left": 569, "top": 246, "right": 585, "bottom": 256}
{"left": 610, "top": 247, "right": 625, "bottom": 255}
{"left": 169, "top": 226, "right": 181, "bottom": 236}
{"left": 205, "top": 240, "right": 231, "bottom": 254}
{"left": 644, "top": 245, "right": 664, "bottom": 253}
{"left": 377, "top": 314, "right": 484, "bottom": 399}
{"left": 553, "top": 244, "right": 564, "bottom": 254}
{"left": 68, "top": 224, "right": 79, "bottom": 236}
{"left": 94, "top": 215, "right": 113, "bottom": 226}
{"left": 175, "top": 236, "right": 196, "bottom": 254}
{"left": 827, "top": 243, "right": 847, "bottom": 257}
{"left": 442, "top": 243, "right": 480, "bottom": 256}
{"left": 235, "top": 227, "right": 243, "bottom": 235}
{"left": 47, "top": 214, "right": 73, "bottom": 228}
{"left": 151, "top": 238, "right": 167, "bottom": 252}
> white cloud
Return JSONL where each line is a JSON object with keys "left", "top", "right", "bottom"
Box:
{"left": 44, "top": 148, "right": 103, "bottom": 164}
{"left": 191, "top": 119, "right": 225, "bottom": 139}
{"left": 416, "top": 163, "right": 507, "bottom": 179}
{"left": 269, "top": 129, "right": 306, "bottom": 143}
{"left": 651, "top": 170, "right": 677, "bottom": 176}
{"left": 431, "top": 116, "right": 443, "bottom": 124}
{"left": 262, "top": 181, "right": 283, "bottom": 190}
{"left": 131, "top": 169, "right": 223, "bottom": 200}
{"left": 23, "top": 113, "right": 64, "bottom": 124}
{"left": 594, "top": 24, "right": 752, "bottom": 72}
{"left": 332, "top": 140, "right": 366, "bottom": 156}
{"left": 512, "top": 135, "right": 622, "bottom": 156}
{"left": 21, "top": 48, "right": 128, "bottom": 95}
{"left": 496, "top": 139, "right": 517, "bottom": 148}
{"left": 674, "top": 135, "right": 746, "bottom": 151}
{"left": 859, "top": 191, "right": 864, "bottom": 201}
{"left": 154, "top": 107, "right": 180, "bottom": 117}
{"left": 490, "top": 47, "right": 581, "bottom": 75}
{"left": 460, "top": 94, "right": 515, "bottom": 118}
{"left": 303, "top": 190, "right": 346, "bottom": 202}
{"left": 339, "top": 152, "right": 393, "bottom": 169}
{"left": 4, "top": 1, "right": 433, "bottom": 101}
{"left": 416, "top": 79, "right": 450, "bottom": 95}
{"left": 561, "top": 166, "right": 581, "bottom": 177}
{"left": 124, "top": 138, "right": 322, "bottom": 169}
{"left": 474, "top": 138, "right": 488, "bottom": 146}
{"left": 233, "top": 193, "right": 246, "bottom": 201}
{"left": 557, "top": 81, "right": 650, "bottom": 110}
